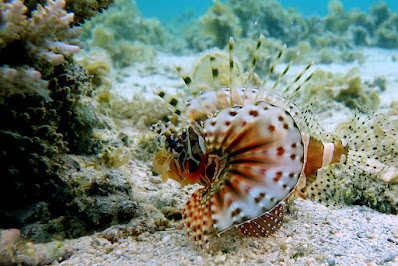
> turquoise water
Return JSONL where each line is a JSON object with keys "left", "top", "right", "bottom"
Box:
{"left": 137, "top": 0, "right": 398, "bottom": 21}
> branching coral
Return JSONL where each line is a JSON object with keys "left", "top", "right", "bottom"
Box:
{"left": 0, "top": 0, "right": 27, "bottom": 48}
{"left": 187, "top": 0, "right": 398, "bottom": 56}
{"left": 1, "top": 0, "right": 82, "bottom": 66}
{"left": 25, "top": 0, "right": 82, "bottom": 64}
{"left": 0, "top": 65, "right": 49, "bottom": 103}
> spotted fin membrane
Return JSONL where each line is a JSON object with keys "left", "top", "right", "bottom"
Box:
{"left": 151, "top": 35, "right": 393, "bottom": 249}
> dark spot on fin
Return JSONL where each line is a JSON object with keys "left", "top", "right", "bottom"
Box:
{"left": 169, "top": 98, "right": 178, "bottom": 106}
{"left": 158, "top": 91, "right": 166, "bottom": 98}
{"left": 212, "top": 68, "right": 219, "bottom": 77}
{"left": 183, "top": 76, "right": 192, "bottom": 85}
{"left": 302, "top": 168, "right": 341, "bottom": 207}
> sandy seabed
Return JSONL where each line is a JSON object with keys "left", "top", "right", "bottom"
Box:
{"left": 59, "top": 47, "right": 398, "bottom": 265}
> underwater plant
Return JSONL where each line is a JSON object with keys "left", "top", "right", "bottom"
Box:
{"left": 151, "top": 36, "right": 397, "bottom": 250}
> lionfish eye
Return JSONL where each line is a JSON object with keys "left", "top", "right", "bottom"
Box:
{"left": 187, "top": 159, "right": 199, "bottom": 174}
{"left": 166, "top": 137, "right": 178, "bottom": 150}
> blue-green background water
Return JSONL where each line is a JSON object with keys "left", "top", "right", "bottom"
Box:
{"left": 137, "top": 0, "right": 398, "bottom": 21}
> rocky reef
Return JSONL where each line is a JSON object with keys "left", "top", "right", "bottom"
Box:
{"left": 0, "top": 2, "right": 185, "bottom": 264}
{"left": 0, "top": 0, "right": 141, "bottom": 249}
{"left": 80, "top": 0, "right": 169, "bottom": 68}
{"left": 181, "top": 0, "right": 398, "bottom": 65}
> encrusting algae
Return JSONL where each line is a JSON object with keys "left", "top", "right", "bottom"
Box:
{"left": 150, "top": 35, "right": 397, "bottom": 250}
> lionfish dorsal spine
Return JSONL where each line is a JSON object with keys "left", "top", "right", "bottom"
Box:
{"left": 228, "top": 36, "right": 235, "bottom": 92}
{"left": 284, "top": 62, "right": 314, "bottom": 103}
{"left": 272, "top": 50, "right": 300, "bottom": 91}
{"left": 208, "top": 51, "right": 228, "bottom": 111}
{"left": 227, "top": 36, "right": 244, "bottom": 107}
{"left": 155, "top": 89, "right": 198, "bottom": 124}
{"left": 254, "top": 44, "right": 286, "bottom": 102}
{"left": 243, "top": 34, "right": 264, "bottom": 100}
{"left": 175, "top": 64, "right": 212, "bottom": 118}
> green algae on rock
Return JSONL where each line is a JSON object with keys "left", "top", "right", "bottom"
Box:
{"left": 304, "top": 68, "right": 380, "bottom": 111}
{"left": 81, "top": 0, "right": 164, "bottom": 67}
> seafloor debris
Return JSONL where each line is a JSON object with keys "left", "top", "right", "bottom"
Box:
{"left": 0, "top": 228, "right": 73, "bottom": 265}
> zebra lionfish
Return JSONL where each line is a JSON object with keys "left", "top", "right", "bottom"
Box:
{"left": 151, "top": 35, "right": 384, "bottom": 249}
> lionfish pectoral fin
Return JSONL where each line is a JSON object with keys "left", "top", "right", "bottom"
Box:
{"left": 295, "top": 189, "right": 308, "bottom": 200}
{"left": 237, "top": 203, "right": 284, "bottom": 237}
{"left": 180, "top": 178, "right": 190, "bottom": 188}
{"left": 160, "top": 173, "right": 169, "bottom": 182}
{"left": 301, "top": 168, "right": 341, "bottom": 207}
{"left": 183, "top": 188, "right": 212, "bottom": 249}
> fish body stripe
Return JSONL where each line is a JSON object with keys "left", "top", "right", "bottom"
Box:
{"left": 304, "top": 137, "right": 348, "bottom": 177}
{"left": 322, "top": 142, "right": 335, "bottom": 167}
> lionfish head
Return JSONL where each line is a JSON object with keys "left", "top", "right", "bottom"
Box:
{"left": 152, "top": 120, "right": 218, "bottom": 187}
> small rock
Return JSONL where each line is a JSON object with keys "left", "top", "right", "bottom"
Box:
{"left": 197, "top": 256, "right": 203, "bottom": 263}
{"left": 280, "top": 243, "right": 288, "bottom": 250}
{"left": 245, "top": 251, "right": 257, "bottom": 260}
{"left": 145, "top": 185, "right": 158, "bottom": 191}
{"left": 214, "top": 254, "right": 227, "bottom": 264}
{"left": 0, "top": 229, "right": 22, "bottom": 265}
{"left": 378, "top": 253, "right": 396, "bottom": 265}
{"left": 356, "top": 231, "right": 366, "bottom": 238}
{"left": 249, "top": 242, "right": 258, "bottom": 248}
{"left": 366, "top": 233, "right": 376, "bottom": 239}
{"left": 328, "top": 259, "right": 336, "bottom": 265}
{"left": 114, "top": 249, "right": 123, "bottom": 257}
{"left": 330, "top": 228, "right": 337, "bottom": 234}
{"left": 162, "top": 235, "right": 171, "bottom": 243}
{"left": 136, "top": 232, "right": 150, "bottom": 242}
